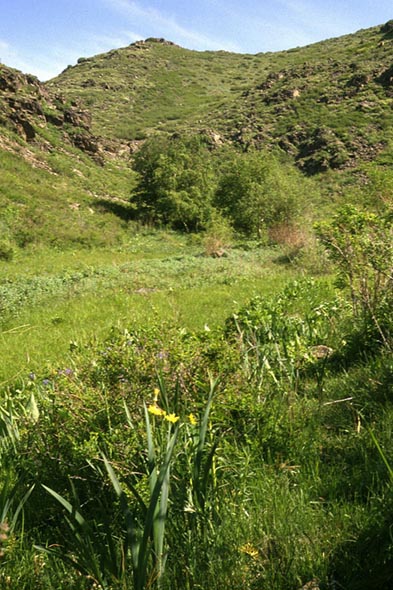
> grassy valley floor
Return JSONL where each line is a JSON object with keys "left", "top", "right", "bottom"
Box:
{"left": 0, "top": 235, "right": 304, "bottom": 383}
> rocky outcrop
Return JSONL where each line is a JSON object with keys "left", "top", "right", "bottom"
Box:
{"left": 378, "top": 65, "right": 393, "bottom": 87}
{"left": 64, "top": 107, "right": 92, "bottom": 129}
{"left": 0, "top": 64, "right": 111, "bottom": 162}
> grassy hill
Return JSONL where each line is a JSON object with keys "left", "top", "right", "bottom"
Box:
{"left": 48, "top": 24, "right": 393, "bottom": 172}
{"left": 1, "top": 21, "right": 393, "bottom": 252}
{"left": 0, "top": 63, "right": 136, "bottom": 253}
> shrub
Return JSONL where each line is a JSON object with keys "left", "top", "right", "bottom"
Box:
{"left": 0, "top": 239, "right": 15, "bottom": 261}
{"left": 214, "top": 150, "right": 307, "bottom": 236}
{"left": 315, "top": 205, "right": 393, "bottom": 349}
{"left": 132, "top": 134, "right": 216, "bottom": 231}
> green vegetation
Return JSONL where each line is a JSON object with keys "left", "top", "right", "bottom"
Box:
{"left": 132, "top": 134, "right": 216, "bottom": 230}
{"left": 131, "top": 136, "right": 313, "bottom": 236}
{"left": 2, "top": 19, "right": 393, "bottom": 590}
{"left": 48, "top": 25, "right": 393, "bottom": 173}
{"left": 1, "top": 207, "right": 393, "bottom": 589}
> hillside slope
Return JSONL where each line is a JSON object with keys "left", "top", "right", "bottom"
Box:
{"left": 1, "top": 21, "right": 393, "bottom": 251}
{"left": 0, "top": 63, "right": 135, "bottom": 251}
{"left": 48, "top": 23, "right": 393, "bottom": 171}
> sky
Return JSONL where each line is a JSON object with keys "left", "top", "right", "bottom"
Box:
{"left": 0, "top": 0, "right": 392, "bottom": 81}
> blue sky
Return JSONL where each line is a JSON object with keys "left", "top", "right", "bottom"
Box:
{"left": 0, "top": 0, "right": 392, "bottom": 80}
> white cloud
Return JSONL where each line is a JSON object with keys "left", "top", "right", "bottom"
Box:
{"left": 0, "top": 37, "right": 61, "bottom": 79}
{"left": 103, "top": 0, "right": 241, "bottom": 51}
{"left": 0, "top": 30, "right": 147, "bottom": 81}
{"left": 85, "top": 30, "right": 143, "bottom": 56}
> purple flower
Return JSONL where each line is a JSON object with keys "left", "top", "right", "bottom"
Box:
{"left": 58, "top": 368, "right": 74, "bottom": 376}
{"left": 28, "top": 372, "right": 36, "bottom": 381}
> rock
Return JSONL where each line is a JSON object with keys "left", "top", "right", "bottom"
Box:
{"left": 310, "top": 345, "right": 333, "bottom": 359}
{"left": 71, "top": 133, "right": 99, "bottom": 153}
{"left": 347, "top": 73, "right": 370, "bottom": 89}
{"left": 378, "top": 65, "right": 393, "bottom": 87}
{"left": 44, "top": 112, "right": 64, "bottom": 126}
{"left": 81, "top": 78, "right": 97, "bottom": 88}
{"left": 10, "top": 116, "right": 36, "bottom": 141}
{"left": 0, "top": 68, "right": 23, "bottom": 92}
{"left": 64, "top": 108, "right": 92, "bottom": 129}
{"left": 7, "top": 97, "right": 44, "bottom": 117}
{"left": 71, "top": 133, "right": 104, "bottom": 165}
{"left": 144, "top": 38, "right": 177, "bottom": 46}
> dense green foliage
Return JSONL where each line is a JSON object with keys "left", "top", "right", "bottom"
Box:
{"left": 132, "top": 135, "right": 216, "bottom": 230}
{"left": 1, "top": 212, "right": 393, "bottom": 588}
{"left": 131, "top": 136, "right": 312, "bottom": 236}
{"left": 316, "top": 205, "right": 393, "bottom": 350}
{"left": 214, "top": 149, "right": 308, "bottom": 235}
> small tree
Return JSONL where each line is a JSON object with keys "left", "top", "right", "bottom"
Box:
{"left": 132, "top": 135, "right": 216, "bottom": 231}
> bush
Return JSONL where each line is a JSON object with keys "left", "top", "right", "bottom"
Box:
{"left": 315, "top": 205, "right": 393, "bottom": 349}
{"left": 132, "top": 134, "right": 216, "bottom": 231}
{"left": 214, "top": 150, "right": 307, "bottom": 236}
{"left": 0, "top": 239, "right": 15, "bottom": 261}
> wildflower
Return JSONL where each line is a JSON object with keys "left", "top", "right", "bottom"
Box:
{"left": 153, "top": 388, "right": 160, "bottom": 403}
{"left": 239, "top": 543, "right": 259, "bottom": 559}
{"left": 0, "top": 522, "right": 9, "bottom": 559}
{"left": 165, "top": 413, "right": 180, "bottom": 424}
{"left": 58, "top": 368, "right": 74, "bottom": 377}
{"left": 188, "top": 413, "right": 197, "bottom": 426}
{"left": 28, "top": 372, "right": 36, "bottom": 381}
{"left": 148, "top": 404, "right": 166, "bottom": 417}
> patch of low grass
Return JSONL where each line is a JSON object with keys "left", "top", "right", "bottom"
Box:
{"left": 0, "top": 240, "right": 310, "bottom": 383}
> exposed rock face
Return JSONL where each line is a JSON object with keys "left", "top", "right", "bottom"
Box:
{"left": 0, "top": 64, "right": 109, "bottom": 162}
{"left": 378, "top": 65, "right": 393, "bottom": 87}
{"left": 131, "top": 38, "right": 178, "bottom": 47}
{"left": 347, "top": 73, "right": 371, "bottom": 89}
{"left": 64, "top": 107, "right": 92, "bottom": 129}
{"left": 12, "top": 116, "right": 36, "bottom": 140}
{"left": 0, "top": 67, "right": 25, "bottom": 92}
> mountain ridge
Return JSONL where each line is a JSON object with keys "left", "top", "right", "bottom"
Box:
{"left": 45, "top": 21, "right": 393, "bottom": 171}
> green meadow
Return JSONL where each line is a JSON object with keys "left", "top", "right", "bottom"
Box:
{"left": 0, "top": 237, "right": 299, "bottom": 383}
{"left": 1, "top": 217, "right": 393, "bottom": 590}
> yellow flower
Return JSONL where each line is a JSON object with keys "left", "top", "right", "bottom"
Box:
{"left": 165, "top": 413, "right": 180, "bottom": 424}
{"left": 239, "top": 543, "right": 259, "bottom": 559}
{"left": 188, "top": 413, "right": 197, "bottom": 426}
{"left": 147, "top": 404, "right": 166, "bottom": 417}
{"left": 153, "top": 388, "right": 160, "bottom": 403}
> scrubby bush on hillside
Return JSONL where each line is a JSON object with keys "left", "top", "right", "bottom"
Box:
{"left": 0, "top": 239, "right": 15, "bottom": 261}
{"left": 131, "top": 138, "right": 313, "bottom": 237}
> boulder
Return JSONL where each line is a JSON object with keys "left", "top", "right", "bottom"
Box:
{"left": 64, "top": 108, "right": 92, "bottom": 129}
